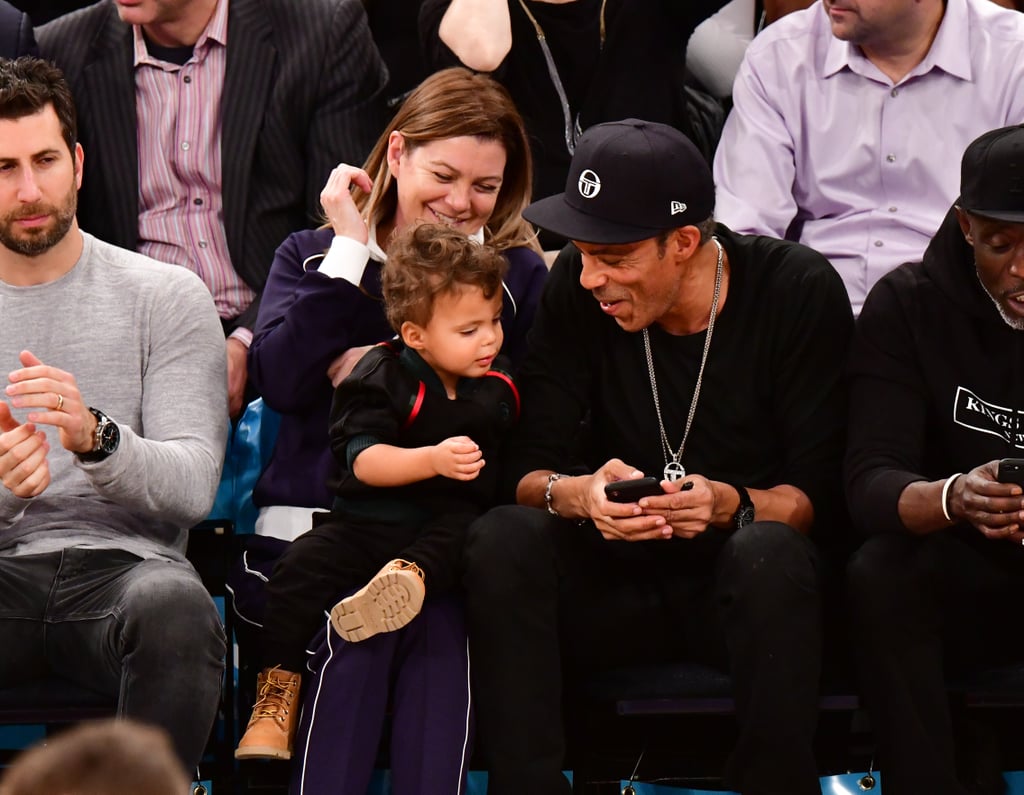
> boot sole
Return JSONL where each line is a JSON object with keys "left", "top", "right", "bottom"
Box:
{"left": 330, "top": 567, "right": 424, "bottom": 642}
{"left": 235, "top": 745, "right": 292, "bottom": 761}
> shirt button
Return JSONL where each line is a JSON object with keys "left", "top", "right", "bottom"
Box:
{"left": 198, "top": 240, "right": 208, "bottom": 249}
{"left": 890, "top": 87, "right": 898, "bottom": 98}
{"left": 874, "top": 240, "right": 884, "bottom": 247}
{"left": 194, "top": 197, "right": 204, "bottom": 206}
{"left": 888, "top": 206, "right": 898, "bottom": 213}
{"left": 181, "top": 141, "right": 191, "bottom": 151}
{"left": 886, "top": 153, "right": 896, "bottom": 163}
{"left": 183, "top": 75, "right": 192, "bottom": 84}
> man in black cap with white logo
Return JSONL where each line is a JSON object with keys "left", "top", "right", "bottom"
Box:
{"left": 463, "top": 119, "right": 853, "bottom": 795}
{"left": 846, "top": 125, "right": 1024, "bottom": 795}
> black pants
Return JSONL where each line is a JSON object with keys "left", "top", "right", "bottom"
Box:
{"left": 463, "top": 506, "right": 825, "bottom": 795}
{"left": 847, "top": 532, "right": 1024, "bottom": 795}
{"left": 261, "top": 507, "right": 475, "bottom": 671}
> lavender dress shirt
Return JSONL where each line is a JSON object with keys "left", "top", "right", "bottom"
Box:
{"left": 714, "top": 0, "right": 1024, "bottom": 314}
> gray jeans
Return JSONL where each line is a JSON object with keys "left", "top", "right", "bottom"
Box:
{"left": 0, "top": 547, "right": 226, "bottom": 772}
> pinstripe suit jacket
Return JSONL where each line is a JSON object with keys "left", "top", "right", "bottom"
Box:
{"left": 38, "top": 0, "right": 388, "bottom": 330}
{"left": 0, "top": 0, "right": 36, "bottom": 57}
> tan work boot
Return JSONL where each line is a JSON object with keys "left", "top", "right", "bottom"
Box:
{"left": 330, "top": 559, "right": 426, "bottom": 643}
{"left": 235, "top": 666, "right": 302, "bottom": 760}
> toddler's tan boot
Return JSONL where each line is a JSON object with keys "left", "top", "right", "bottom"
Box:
{"left": 330, "top": 559, "right": 425, "bottom": 642}
{"left": 235, "top": 666, "right": 302, "bottom": 760}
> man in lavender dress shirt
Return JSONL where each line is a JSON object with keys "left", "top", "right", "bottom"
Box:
{"left": 714, "top": 0, "right": 1024, "bottom": 314}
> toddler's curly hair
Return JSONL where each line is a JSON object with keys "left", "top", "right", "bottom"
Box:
{"left": 383, "top": 223, "right": 507, "bottom": 332}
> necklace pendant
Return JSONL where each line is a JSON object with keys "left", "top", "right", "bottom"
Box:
{"left": 664, "top": 461, "right": 686, "bottom": 482}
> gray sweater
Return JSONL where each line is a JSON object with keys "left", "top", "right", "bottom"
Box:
{"left": 0, "top": 233, "right": 228, "bottom": 561}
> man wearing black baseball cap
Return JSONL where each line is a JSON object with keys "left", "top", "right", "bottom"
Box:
{"left": 847, "top": 124, "right": 1024, "bottom": 795}
{"left": 464, "top": 119, "right": 854, "bottom": 795}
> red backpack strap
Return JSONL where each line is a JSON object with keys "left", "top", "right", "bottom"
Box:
{"left": 485, "top": 369, "right": 520, "bottom": 420}
{"left": 402, "top": 380, "right": 427, "bottom": 430}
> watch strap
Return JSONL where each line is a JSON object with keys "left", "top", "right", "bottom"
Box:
{"left": 77, "top": 407, "right": 119, "bottom": 462}
{"left": 728, "top": 483, "right": 755, "bottom": 530}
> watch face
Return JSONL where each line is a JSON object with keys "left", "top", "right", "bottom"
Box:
{"left": 98, "top": 420, "right": 120, "bottom": 453}
{"left": 736, "top": 505, "right": 756, "bottom": 528}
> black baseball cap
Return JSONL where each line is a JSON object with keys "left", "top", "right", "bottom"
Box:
{"left": 522, "top": 119, "right": 715, "bottom": 245}
{"left": 960, "top": 124, "right": 1024, "bottom": 223}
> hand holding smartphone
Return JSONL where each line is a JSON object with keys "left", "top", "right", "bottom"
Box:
{"left": 605, "top": 476, "right": 693, "bottom": 503}
{"left": 997, "top": 458, "right": 1024, "bottom": 487}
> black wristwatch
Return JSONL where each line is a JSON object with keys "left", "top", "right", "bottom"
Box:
{"left": 730, "top": 484, "right": 755, "bottom": 530}
{"left": 77, "top": 407, "right": 120, "bottom": 462}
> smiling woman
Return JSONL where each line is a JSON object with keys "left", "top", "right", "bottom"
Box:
{"left": 246, "top": 65, "right": 545, "bottom": 531}
{"left": 232, "top": 67, "right": 548, "bottom": 793}
{"left": 385, "top": 134, "right": 507, "bottom": 240}
{"left": 341, "top": 66, "right": 540, "bottom": 255}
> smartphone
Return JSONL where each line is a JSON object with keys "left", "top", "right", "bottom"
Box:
{"left": 604, "top": 476, "right": 689, "bottom": 503}
{"left": 997, "top": 458, "right": 1024, "bottom": 487}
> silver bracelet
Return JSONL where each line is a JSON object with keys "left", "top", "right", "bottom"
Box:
{"left": 941, "top": 473, "right": 963, "bottom": 523}
{"left": 545, "top": 473, "right": 566, "bottom": 516}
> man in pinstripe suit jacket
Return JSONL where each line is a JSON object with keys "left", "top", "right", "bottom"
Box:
{"left": 37, "top": 0, "right": 388, "bottom": 416}
{"left": 0, "top": 0, "right": 35, "bottom": 56}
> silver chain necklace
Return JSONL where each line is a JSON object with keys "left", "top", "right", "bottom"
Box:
{"left": 642, "top": 237, "right": 724, "bottom": 482}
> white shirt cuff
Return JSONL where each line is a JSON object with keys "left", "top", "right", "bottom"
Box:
{"left": 318, "top": 235, "right": 371, "bottom": 286}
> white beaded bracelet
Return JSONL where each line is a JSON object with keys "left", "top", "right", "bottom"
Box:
{"left": 941, "top": 473, "right": 963, "bottom": 523}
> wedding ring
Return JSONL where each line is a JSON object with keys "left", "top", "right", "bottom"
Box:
{"left": 55, "top": 394, "right": 63, "bottom": 412}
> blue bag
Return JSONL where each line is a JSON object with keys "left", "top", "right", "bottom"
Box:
{"left": 206, "top": 397, "right": 281, "bottom": 535}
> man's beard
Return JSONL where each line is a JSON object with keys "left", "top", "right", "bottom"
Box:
{"left": 978, "top": 268, "right": 1024, "bottom": 331}
{"left": 0, "top": 185, "right": 76, "bottom": 257}
{"left": 987, "top": 293, "right": 1024, "bottom": 331}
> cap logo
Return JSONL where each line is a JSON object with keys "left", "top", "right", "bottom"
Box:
{"left": 670, "top": 201, "right": 687, "bottom": 215}
{"left": 578, "top": 169, "right": 601, "bottom": 199}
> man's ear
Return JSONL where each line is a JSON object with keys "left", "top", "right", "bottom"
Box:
{"left": 400, "top": 319, "right": 426, "bottom": 350}
{"left": 955, "top": 206, "right": 974, "bottom": 245}
{"left": 74, "top": 142, "right": 84, "bottom": 190}
{"left": 669, "top": 226, "right": 702, "bottom": 260}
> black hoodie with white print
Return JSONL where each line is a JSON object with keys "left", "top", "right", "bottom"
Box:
{"left": 845, "top": 204, "right": 1024, "bottom": 539}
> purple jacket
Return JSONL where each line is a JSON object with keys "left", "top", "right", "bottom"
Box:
{"left": 248, "top": 226, "right": 548, "bottom": 509}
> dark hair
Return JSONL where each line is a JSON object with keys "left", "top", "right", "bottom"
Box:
{"left": 383, "top": 223, "right": 507, "bottom": 331}
{"left": 0, "top": 57, "right": 77, "bottom": 154}
{"left": 0, "top": 719, "right": 189, "bottom": 795}
{"left": 356, "top": 67, "right": 538, "bottom": 253}
{"left": 654, "top": 215, "right": 717, "bottom": 256}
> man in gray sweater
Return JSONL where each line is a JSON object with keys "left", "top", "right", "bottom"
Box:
{"left": 0, "top": 58, "right": 228, "bottom": 775}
